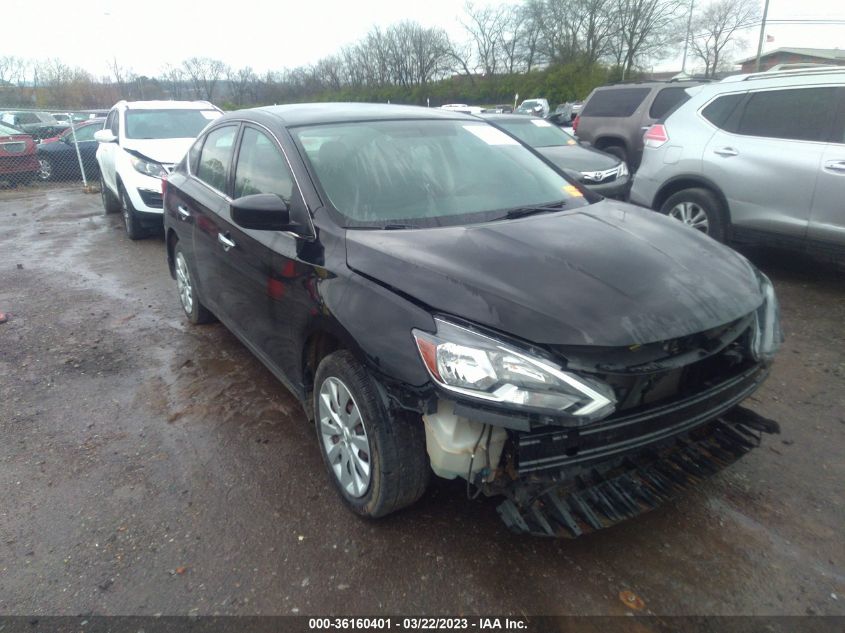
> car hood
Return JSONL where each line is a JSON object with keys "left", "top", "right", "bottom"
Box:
{"left": 121, "top": 138, "right": 195, "bottom": 165}
{"left": 345, "top": 201, "right": 763, "bottom": 347}
{"left": 537, "top": 144, "right": 619, "bottom": 174}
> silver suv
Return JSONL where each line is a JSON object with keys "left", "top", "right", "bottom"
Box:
{"left": 629, "top": 68, "right": 845, "bottom": 257}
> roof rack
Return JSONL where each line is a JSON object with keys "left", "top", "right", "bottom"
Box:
{"left": 722, "top": 66, "right": 845, "bottom": 83}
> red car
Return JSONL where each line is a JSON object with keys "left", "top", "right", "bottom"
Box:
{"left": 0, "top": 122, "right": 39, "bottom": 185}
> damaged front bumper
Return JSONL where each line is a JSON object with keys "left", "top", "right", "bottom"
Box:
{"left": 496, "top": 406, "right": 779, "bottom": 537}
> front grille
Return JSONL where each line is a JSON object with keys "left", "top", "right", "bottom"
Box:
{"left": 138, "top": 189, "right": 163, "bottom": 208}
{"left": 579, "top": 166, "right": 618, "bottom": 184}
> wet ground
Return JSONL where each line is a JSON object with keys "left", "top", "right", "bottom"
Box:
{"left": 0, "top": 185, "right": 843, "bottom": 616}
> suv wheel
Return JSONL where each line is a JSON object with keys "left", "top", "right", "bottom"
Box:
{"left": 602, "top": 144, "right": 628, "bottom": 164}
{"left": 101, "top": 182, "right": 121, "bottom": 214}
{"left": 660, "top": 188, "right": 726, "bottom": 242}
{"left": 314, "top": 351, "right": 429, "bottom": 518}
{"left": 173, "top": 242, "right": 214, "bottom": 324}
{"left": 119, "top": 185, "right": 147, "bottom": 240}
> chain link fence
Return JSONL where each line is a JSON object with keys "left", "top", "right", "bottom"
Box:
{"left": 0, "top": 108, "right": 107, "bottom": 188}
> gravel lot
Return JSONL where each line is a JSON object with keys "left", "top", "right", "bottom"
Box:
{"left": 0, "top": 185, "right": 843, "bottom": 616}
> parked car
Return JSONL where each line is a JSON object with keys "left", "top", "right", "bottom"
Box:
{"left": 439, "top": 104, "right": 484, "bottom": 114}
{"left": 574, "top": 81, "right": 705, "bottom": 169}
{"left": 95, "top": 100, "right": 222, "bottom": 239}
{"left": 630, "top": 67, "right": 845, "bottom": 257}
{"left": 162, "top": 103, "right": 782, "bottom": 536}
{"left": 0, "top": 111, "right": 69, "bottom": 141}
{"left": 547, "top": 102, "right": 582, "bottom": 126}
{"left": 0, "top": 122, "right": 39, "bottom": 185}
{"left": 481, "top": 113, "right": 630, "bottom": 198}
{"left": 37, "top": 119, "right": 105, "bottom": 181}
{"left": 515, "top": 98, "right": 550, "bottom": 117}
{"left": 485, "top": 104, "right": 514, "bottom": 114}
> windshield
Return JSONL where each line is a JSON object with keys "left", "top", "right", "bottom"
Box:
{"left": 124, "top": 109, "right": 220, "bottom": 140}
{"left": 294, "top": 119, "right": 588, "bottom": 228}
{"left": 517, "top": 100, "right": 541, "bottom": 112}
{"left": 495, "top": 118, "right": 577, "bottom": 148}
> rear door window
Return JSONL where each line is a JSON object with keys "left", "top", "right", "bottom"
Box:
{"left": 649, "top": 87, "right": 691, "bottom": 119}
{"left": 196, "top": 125, "right": 238, "bottom": 194}
{"left": 582, "top": 88, "right": 651, "bottom": 117}
{"left": 701, "top": 93, "right": 746, "bottom": 131}
{"left": 736, "top": 87, "right": 836, "bottom": 142}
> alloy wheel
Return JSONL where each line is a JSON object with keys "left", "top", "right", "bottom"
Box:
{"left": 318, "top": 376, "right": 372, "bottom": 498}
{"left": 669, "top": 201, "right": 710, "bottom": 233}
{"left": 175, "top": 252, "right": 194, "bottom": 315}
{"left": 38, "top": 158, "right": 52, "bottom": 181}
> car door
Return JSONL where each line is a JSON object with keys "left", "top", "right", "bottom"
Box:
{"left": 185, "top": 124, "right": 241, "bottom": 316}
{"left": 214, "top": 124, "right": 306, "bottom": 381}
{"left": 98, "top": 110, "right": 119, "bottom": 193}
{"left": 808, "top": 87, "right": 845, "bottom": 247}
{"left": 703, "top": 86, "right": 835, "bottom": 239}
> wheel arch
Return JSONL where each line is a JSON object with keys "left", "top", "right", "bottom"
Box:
{"left": 593, "top": 135, "right": 628, "bottom": 152}
{"left": 653, "top": 175, "right": 732, "bottom": 226}
{"left": 165, "top": 228, "right": 179, "bottom": 279}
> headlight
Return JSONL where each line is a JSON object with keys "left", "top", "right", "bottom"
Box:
{"left": 617, "top": 162, "right": 629, "bottom": 178}
{"left": 412, "top": 318, "right": 616, "bottom": 422}
{"left": 751, "top": 273, "right": 783, "bottom": 362}
{"left": 130, "top": 156, "right": 167, "bottom": 178}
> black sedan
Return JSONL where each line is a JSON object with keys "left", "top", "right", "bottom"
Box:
{"left": 481, "top": 113, "right": 630, "bottom": 199}
{"left": 162, "top": 103, "right": 781, "bottom": 536}
{"left": 36, "top": 119, "right": 104, "bottom": 181}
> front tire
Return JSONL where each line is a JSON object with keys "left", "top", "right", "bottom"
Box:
{"left": 314, "top": 351, "right": 429, "bottom": 518}
{"left": 119, "top": 185, "right": 147, "bottom": 240}
{"left": 173, "top": 242, "right": 214, "bottom": 325}
{"left": 660, "top": 187, "right": 727, "bottom": 242}
{"left": 101, "top": 181, "right": 121, "bottom": 214}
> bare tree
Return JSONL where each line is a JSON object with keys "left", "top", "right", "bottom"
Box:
{"left": 227, "top": 66, "right": 258, "bottom": 105}
{"left": 108, "top": 57, "right": 135, "bottom": 99}
{"left": 689, "top": 0, "right": 760, "bottom": 77}
{"left": 461, "top": 2, "right": 509, "bottom": 75}
{"left": 182, "top": 57, "right": 227, "bottom": 101}
{"left": 609, "top": 0, "right": 686, "bottom": 77}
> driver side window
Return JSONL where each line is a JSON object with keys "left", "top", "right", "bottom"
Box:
{"left": 233, "top": 127, "right": 294, "bottom": 201}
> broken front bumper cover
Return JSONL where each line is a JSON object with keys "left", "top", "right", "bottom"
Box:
{"left": 497, "top": 406, "right": 780, "bottom": 537}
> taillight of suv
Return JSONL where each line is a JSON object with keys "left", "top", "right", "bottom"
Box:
{"left": 572, "top": 114, "right": 580, "bottom": 134}
{"left": 643, "top": 124, "right": 668, "bottom": 148}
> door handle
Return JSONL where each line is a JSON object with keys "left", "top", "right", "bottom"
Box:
{"left": 176, "top": 205, "right": 190, "bottom": 220}
{"left": 823, "top": 160, "right": 845, "bottom": 173}
{"left": 218, "top": 233, "right": 236, "bottom": 252}
{"left": 714, "top": 147, "right": 738, "bottom": 157}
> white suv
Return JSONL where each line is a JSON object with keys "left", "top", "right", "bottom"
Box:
{"left": 95, "top": 100, "right": 222, "bottom": 239}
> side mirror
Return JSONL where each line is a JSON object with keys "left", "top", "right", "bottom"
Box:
{"left": 231, "top": 194, "right": 295, "bottom": 232}
{"left": 94, "top": 129, "right": 117, "bottom": 143}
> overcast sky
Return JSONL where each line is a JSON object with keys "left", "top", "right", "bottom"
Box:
{"left": 4, "top": 0, "right": 844, "bottom": 78}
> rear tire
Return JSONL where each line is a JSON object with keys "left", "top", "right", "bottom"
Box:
{"left": 314, "top": 351, "right": 429, "bottom": 518}
{"left": 173, "top": 242, "right": 214, "bottom": 325}
{"left": 603, "top": 144, "right": 628, "bottom": 164}
{"left": 101, "top": 182, "right": 120, "bottom": 214}
{"left": 119, "top": 184, "right": 148, "bottom": 240}
{"left": 660, "top": 187, "right": 727, "bottom": 242}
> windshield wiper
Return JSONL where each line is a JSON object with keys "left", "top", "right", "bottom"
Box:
{"left": 503, "top": 201, "right": 568, "bottom": 219}
{"left": 382, "top": 223, "right": 414, "bottom": 230}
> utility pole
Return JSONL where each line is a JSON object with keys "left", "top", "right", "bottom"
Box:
{"left": 681, "top": 0, "right": 695, "bottom": 74}
{"left": 755, "top": 0, "right": 771, "bottom": 72}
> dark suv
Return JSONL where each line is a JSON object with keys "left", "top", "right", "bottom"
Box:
{"left": 574, "top": 81, "right": 704, "bottom": 169}
{"left": 162, "top": 103, "right": 781, "bottom": 537}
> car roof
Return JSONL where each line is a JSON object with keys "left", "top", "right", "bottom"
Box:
{"left": 241, "top": 102, "right": 477, "bottom": 127}
{"left": 113, "top": 100, "right": 218, "bottom": 111}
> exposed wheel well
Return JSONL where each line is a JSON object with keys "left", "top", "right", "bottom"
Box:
{"left": 166, "top": 229, "right": 179, "bottom": 278}
{"left": 593, "top": 136, "right": 627, "bottom": 151}
{"left": 302, "top": 330, "right": 345, "bottom": 419}
{"left": 654, "top": 178, "right": 732, "bottom": 225}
